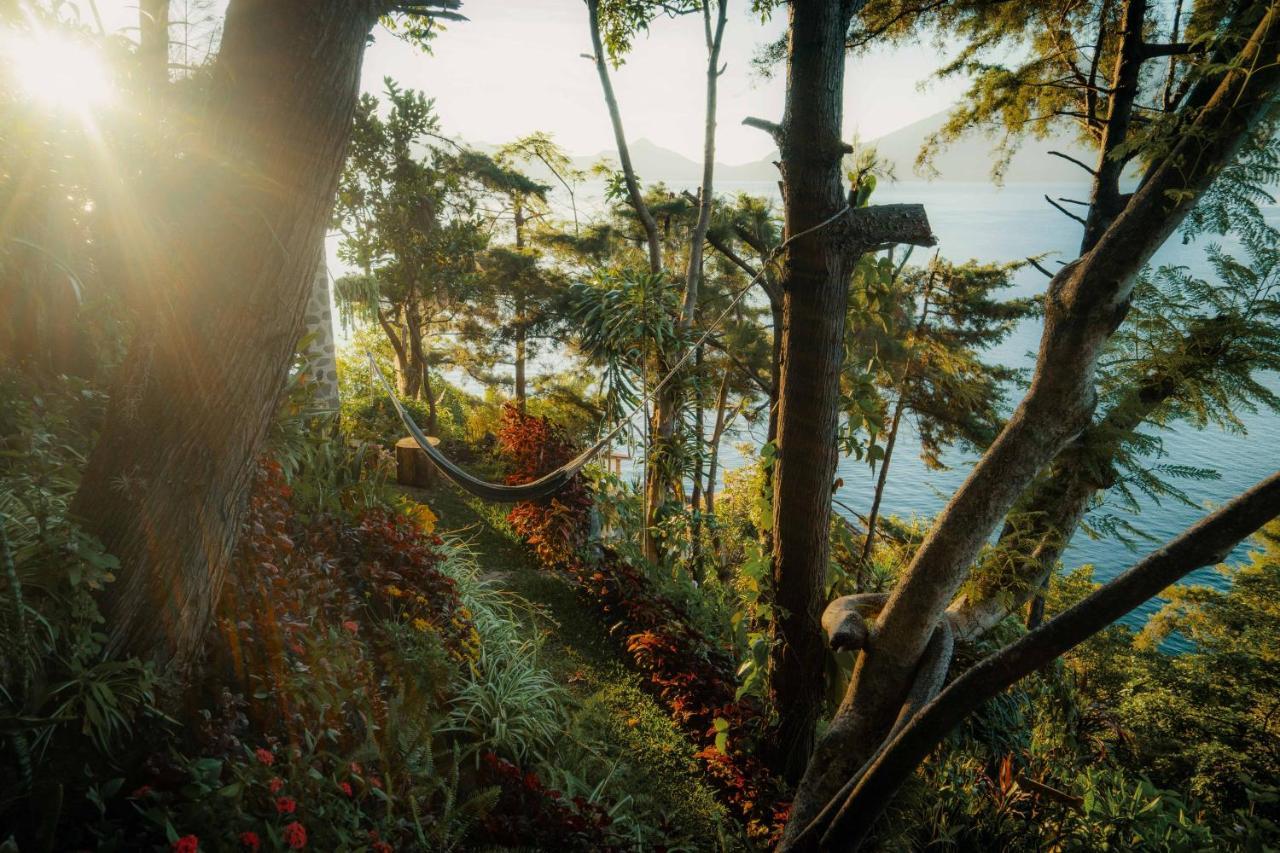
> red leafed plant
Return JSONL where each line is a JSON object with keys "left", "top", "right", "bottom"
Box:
{"left": 496, "top": 403, "right": 594, "bottom": 566}
{"left": 494, "top": 409, "right": 788, "bottom": 843}
{"left": 215, "top": 458, "right": 474, "bottom": 738}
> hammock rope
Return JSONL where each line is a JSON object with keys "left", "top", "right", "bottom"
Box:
{"left": 370, "top": 201, "right": 854, "bottom": 503}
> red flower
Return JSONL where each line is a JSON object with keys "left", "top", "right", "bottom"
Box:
{"left": 254, "top": 747, "right": 275, "bottom": 766}
{"left": 268, "top": 776, "right": 284, "bottom": 794}
{"left": 338, "top": 781, "right": 353, "bottom": 797}
{"left": 342, "top": 620, "right": 359, "bottom": 634}
{"left": 275, "top": 796, "right": 297, "bottom": 814}
{"left": 172, "top": 836, "right": 199, "bottom": 853}
{"left": 238, "top": 832, "right": 261, "bottom": 852}
{"left": 349, "top": 761, "right": 363, "bottom": 775}
{"left": 371, "top": 843, "right": 392, "bottom": 853}
{"left": 129, "top": 784, "right": 152, "bottom": 799}
{"left": 282, "top": 821, "right": 307, "bottom": 849}
{"left": 369, "top": 775, "right": 383, "bottom": 789}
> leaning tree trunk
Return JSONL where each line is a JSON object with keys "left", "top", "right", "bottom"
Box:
{"left": 794, "top": 471, "right": 1280, "bottom": 853}
{"left": 72, "top": 0, "right": 379, "bottom": 669}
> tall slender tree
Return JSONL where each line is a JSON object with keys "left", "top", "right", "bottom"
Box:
{"left": 742, "top": 0, "right": 935, "bottom": 782}
{"left": 584, "top": 0, "right": 726, "bottom": 564}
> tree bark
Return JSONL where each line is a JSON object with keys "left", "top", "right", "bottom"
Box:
{"left": 860, "top": 397, "right": 904, "bottom": 563}
{"left": 406, "top": 292, "right": 428, "bottom": 401}
{"left": 72, "top": 0, "right": 379, "bottom": 669}
{"left": 377, "top": 307, "right": 415, "bottom": 398}
{"left": 785, "top": 4, "right": 1280, "bottom": 835}
{"left": 1080, "top": 0, "right": 1146, "bottom": 252}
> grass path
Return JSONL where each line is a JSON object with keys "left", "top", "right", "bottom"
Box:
{"left": 403, "top": 482, "right": 737, "bottom": 851}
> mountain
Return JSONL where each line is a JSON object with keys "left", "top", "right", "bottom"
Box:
{"left": 538, "top": 111, "right": 1094, "bottom": 185}
{"left": 862, "top": 112, "right": 1093, "bottom": 183}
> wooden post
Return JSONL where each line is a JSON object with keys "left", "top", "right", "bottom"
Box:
{"left": 395, "top": 435, "right": 440, "bottom": 489}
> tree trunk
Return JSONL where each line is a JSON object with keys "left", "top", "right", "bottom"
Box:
{"left": 765, "top": 0, "right": 860, "bottom": 784}
{"left": 301, "top": 246, "right": 340, "bottom": 414}
{"left": 377, "top": 307, "right": 415, "bottom": 398}
{"left": 72, "top": 0, "right": 378, "bottom": 669}
{"left": 138, "top": 0, "right": 169, "bottom": 92}
{"left": 949, "top": 314, "right": 1240, "bottom": 639}
{"left": 689, "top": 346, "right": 707, "bottom": 581}
{"left": 406, "top": 294, "right": 427, "bottom": 401}
{"left": 514, "top": 323, "right": 527, "bottom": 413}
{"left": 513, "top": 197, "right": 528, "bottom": 412}
{"left": 860, "top": 397, "right": 904, "bottom": 564}
{"left": 705, "top": 368, "right": 731, "bottom": 577}
{"left": 585, "top": 0, "right": 668, "bottom": 563}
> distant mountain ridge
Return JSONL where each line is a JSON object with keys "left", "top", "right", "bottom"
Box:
{"left": 542, "top": 110, "right": 1093, "bottom": 185}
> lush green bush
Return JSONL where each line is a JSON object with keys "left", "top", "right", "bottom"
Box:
{"left": 0, "top": 370, "right": 166, "bottom": 839}
{"left": 1056, "top": 527, "right": 1280, "bottom": 831}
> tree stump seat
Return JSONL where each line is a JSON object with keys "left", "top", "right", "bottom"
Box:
{"left": 395, "top": 435, "right": 440, "bottom": 488}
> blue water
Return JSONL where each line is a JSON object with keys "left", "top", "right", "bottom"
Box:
{"left": 621, "top": 180, "right": 1279, "bottom": 632}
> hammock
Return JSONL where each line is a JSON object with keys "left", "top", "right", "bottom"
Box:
{"left": 369, "top": 354, "right": 613, "bottom": 502}
{"left": 369, "top": 201, "right": 860, "bottom": 503}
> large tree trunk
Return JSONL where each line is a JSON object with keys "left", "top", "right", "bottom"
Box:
{"left": 72, "top": 0, "right": 378, "bottom": 669}
{"left": 765, "top": 0, "right": 861, "bottom": 783}
{"left": 784, "top": 4, "right": 1280, "bottom": 839}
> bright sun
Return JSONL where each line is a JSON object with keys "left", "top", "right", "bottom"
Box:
{"left": 2, "top": 26, "right": 112, "bottom": 112}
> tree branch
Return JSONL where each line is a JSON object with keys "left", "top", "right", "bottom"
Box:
{"left": 1044, "top": 194, "right": 1087, "bottom": 225}
{"left": 585, "top": 0, "right": 663, "bottom": 275}
{"left": 840, "top": 204, "right": 936, "bottom": 254}
{"left": 742, "top": 115, "right": 783, "bottom": 142}
{"left": 815, "top": 470, "right": 1280, "bottom": 852}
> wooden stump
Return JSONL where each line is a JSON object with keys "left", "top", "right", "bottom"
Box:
{"left": 395, "top": 435, "right": 440, "bottom": 488}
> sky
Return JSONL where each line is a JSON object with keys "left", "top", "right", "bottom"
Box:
{"left": 364, "top": 1, "right": 968, "bottom": 163}
{"left": 80, "top": 0, "right": 968, "bottom": 164}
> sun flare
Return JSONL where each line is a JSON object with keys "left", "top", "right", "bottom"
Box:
{"left": 2, "top": 26, "right": 112, "bottom": 113}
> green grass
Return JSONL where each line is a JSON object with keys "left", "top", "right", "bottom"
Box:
{"left": 401, "top": 482, "right": 737, "bottom": 851}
